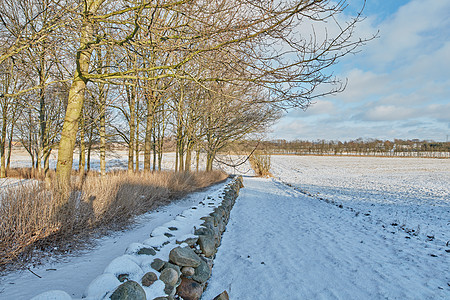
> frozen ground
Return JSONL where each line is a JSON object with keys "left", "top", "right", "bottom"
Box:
{"left": 0, "top": 180, "right": 229, "bottom": 299}
{"left": 270, "top": 156, "right": 450, "bottom": 247}
{"left": 1, "top": 154, "right": 449, "bottom": 299}
{"left": 204, "top": 174, "right": 450, "bottom": 299}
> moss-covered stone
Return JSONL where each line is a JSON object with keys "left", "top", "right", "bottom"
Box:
{"left": 110, "top": 280, "right": 146, "bottom": 300}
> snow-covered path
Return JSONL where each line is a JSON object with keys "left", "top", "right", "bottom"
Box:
{"left": 203, "top": 176, "right": 449, "bottom": 299}
{"left": 0, "top": 182, "right": 228, "bottom": 299}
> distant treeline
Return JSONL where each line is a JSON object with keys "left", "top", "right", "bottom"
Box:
{"left": 235, "top": 139, "right": 450, "bottom": 158}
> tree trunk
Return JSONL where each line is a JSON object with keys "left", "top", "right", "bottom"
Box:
{"left": 99, "top": 104, "right": 106, "bottom": 177}
{"left": 38, "top": 51, "right": 46, "bottom": 175}
{"left": 43, "top": 147, "right": 51, "bottom": 176}
{"left": 152, "top": 126, "right": 157, "bottom": 171}
{"left": 127, "top": 84, "right": 136, "bottom": 173}
{"left": 144, "top": 91, "right": 156, "bottom": 171}
{"left": 175, "top": 147, "right": 178, "bottom": 172}
{"left": 135, "top": 122, "right": 139, "bottom": 171}
{"left": 99, "top": 85, "right": 106, "bottom": 178}
{"left": 79, "top": 113, "right": 86, "bottom": 175}
{"left": 0, "top": 110, "right": 7, "bottom": 178}
{"left": 196, "top": 150, "right": 200, "bottom": 172}
{"left": 206, "top": 151, "right": 215, "bottom": 172}
{"left": 176, "top": 110, "right": 184, "bottom": 172}
{"left": 55, "top": 2, "right": 97, "bottom": 193}
{"left": 87, "top": 140, "right": 92, "bottom": 171}
{"left": 6, "top": 120, "right": 14, "bottom": 170}
{"left": 185, "top": 140, "right": 193, "bottom": 172}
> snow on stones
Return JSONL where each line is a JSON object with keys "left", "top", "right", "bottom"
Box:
{"left": 168, "top": 247, "right": 202, "bottom": 267}
{"left": 30, "top": 175, "right": 243, "bottom": 300}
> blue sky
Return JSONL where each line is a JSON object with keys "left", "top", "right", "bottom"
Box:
{"left": 270, "top": 0, "right": 450, "bottom": 142}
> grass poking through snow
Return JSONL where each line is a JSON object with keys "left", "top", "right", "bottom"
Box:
{"left": 249, "top": 152, "right": 272, "bottom": 177}
{"left": 0, "top": 170, "right": 227, "bottom": 271}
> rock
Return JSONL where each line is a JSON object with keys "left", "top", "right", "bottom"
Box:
{"left": 84, "top": 274, "right": 121, "bottom": 299}
{"left": 118, "top": 274, "right": 129, "bottom": 282}
{"left": 198, "top": 235, "right": 216, "bottom": 257}
{"left": 105, "top": 255, "right": 143, "bottom": 278}
{"left": 110, "top": 280, "right": 146, "bottom": 300}
{"left": 169, "top": 247, "right": 202, "bottom": 267}
{"left": 153, "top": 297, "right": 168, "bottom": 300}
{"left": 137, "top": 247, "right": 156, "bottom": 256}
{"left": 214, "top": 207, "right": 225, "bottom": 217}
{"left": 218, "top": 220, "right": 226, "bottom": 234}
{"left": 211, "top": 226, "right": 221, "bottom": 246}
{"left": 176, "top": 277, "right": 203, "bottom": 300}
{"left": 160, "top": 268, "right": 179, "bottom": 287}
{"left": 164, "top": 285, "right": 176, "bottom": 297}
{"left": 151, "top": 258, "right": 166, "bottom": 271}
{"left": 164, "top": 262, "right": 181, "bottom": 276}
{"left": 214, "top": 290, "right": 229, "bottom": 300}
{"left": 194, "top": 227, "right": 214, "bottom": 237}
{"left": 176, "top": 237, "right": 198, "bottom": 247}
{"left": 141, "top": 272, "right": 158, "bottom": 287}
{"left": 181, "top": 266, "right": 195, "bottom": 277}
{"left": 192, "top": 259, "right": 211, "bottom": 283}
{"left": 238, "top": 176, "right": 244, "bottom": 188}
{"left": 200, "top": 216, "right": 213, "bottom": 223}
{"left": 201, "top": 220, "right": 215, "bottom": 230}
{"left": 210, "top": 212, "right": 220, "bottom": 226}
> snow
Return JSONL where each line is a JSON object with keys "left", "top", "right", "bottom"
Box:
{"left": 2, "top": 155, "right": 449, "bottom": 299}
{"left": 0, "top": 179, "right": 229, "bottom": 299}
{"left": 204, "top": 176, "right": 449, "bottom": 299}
{"left": 29, "top": 290, "right": 72, "bottom": 300}
{"left": 270, "top": 156, "right": 450, "bottom": 247}
{"left": 203, "top": 156, "right": 450, "bottom": 299}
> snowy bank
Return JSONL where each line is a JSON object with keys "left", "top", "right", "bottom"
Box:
{"left": 30, "top": 176, "right": 243, "bottom": 300}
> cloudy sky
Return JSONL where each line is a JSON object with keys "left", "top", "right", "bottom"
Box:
{"left": 270, "top": 0, "right": 450, "bottom": 142}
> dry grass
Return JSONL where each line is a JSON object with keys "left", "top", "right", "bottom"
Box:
{"left": 249, "top": 152, "right": 272, "bottom": 177}
{"left": 0, "top": 170, "right": 227, "bottom": 271}
{"left": 6, "top": 167, "right": 55, "bottom": 181}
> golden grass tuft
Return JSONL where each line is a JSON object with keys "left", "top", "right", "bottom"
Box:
{"left": 0, "top": 170, "right": 227, "bottom": 270}
{"left": 249, "top": 152, "right": 272, "bottom": 177}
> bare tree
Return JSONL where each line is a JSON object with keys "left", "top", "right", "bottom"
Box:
{"left": 43, "top": 0, "right": 371, "bottom": 193}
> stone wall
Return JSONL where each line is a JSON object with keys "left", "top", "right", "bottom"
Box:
{"left": 31, "top": 176, "right": 243, "bottom": 300}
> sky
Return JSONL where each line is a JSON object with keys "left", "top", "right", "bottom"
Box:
{"left": 270, "top": 0, "right": 450, "bottom": 142}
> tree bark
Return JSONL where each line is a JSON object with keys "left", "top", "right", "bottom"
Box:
{"left": 79, "top": 113, "right": 86, "bottom": 176}
{"left": 38, "top": 50, "right": 47, "bottom": 175}
{"left": 55, "top": 1, "right": 99, "bottom": 193}
{"left": 135, "top": 122, "right": 139, "bottom": 171}
{"left": 0, "top": 109, "right": 7, "bottom": 178}
{"left": 144, "top": 91, "right": 156, "bottom": 171}
{"left": 127, "top": 83, "right": 136, "bottom": 173}
{"left": 99, "top": 93, "right": 106, "bottom": 177}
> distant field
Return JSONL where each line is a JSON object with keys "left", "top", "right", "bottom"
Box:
{"left": 5, "top": 149, "right": 200, "bottom": 172}
{"left": 271, "top": 155, "right": 450, "bottom": 246}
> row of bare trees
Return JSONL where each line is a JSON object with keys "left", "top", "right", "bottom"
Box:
{"left": 0, "top": 0, "right": 370, "bottom": 197}
{"left": 248, "top": 139, "right": 450, "bottom": 157}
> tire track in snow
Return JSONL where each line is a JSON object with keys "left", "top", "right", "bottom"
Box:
{"left": 203, "top": 177, "right": 449, "bottom": 299}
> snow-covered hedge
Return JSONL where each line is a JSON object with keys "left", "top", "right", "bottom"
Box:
{"left": 31, "top": 176, "right": 243, "bottom": 300}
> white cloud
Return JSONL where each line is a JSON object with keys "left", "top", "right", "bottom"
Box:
{"left": 363, "top": 105, "right": 417, "bottom": 121}
{"left": 304, "top": 100, "right": 336, "bottom": 115}
{"left": 271, "top": 0, "right": 450, "bottom": 141}
{"left": 364, "top": 0, "right": 450, "bottom": 67}
{"left": 338, "top": 69, "right": 391, "bottom": 102}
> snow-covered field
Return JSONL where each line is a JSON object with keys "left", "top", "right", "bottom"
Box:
{"left": 271, "top": 156, "right": 450, "bottom": 247}
{"left": 1, "top": 154, "right": 449, "bottom": 299}
{"left": 204, "top": 156, "right": 450, "bottom": 299}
